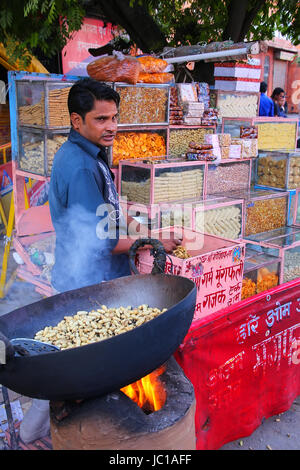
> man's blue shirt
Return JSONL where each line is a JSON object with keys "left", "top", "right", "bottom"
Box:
{"left": 259, "top": 93, "right": 274, "bottom": 117}
{"left": 49, "top": 128, "right": 130, "bottom": 292}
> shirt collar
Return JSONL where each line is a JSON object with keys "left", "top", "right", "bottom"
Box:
{"left": 68, "top": 128, "right": 115, "bottom": 179}
{"left": 68, "top": 128, "right": 107, "bottom": 161}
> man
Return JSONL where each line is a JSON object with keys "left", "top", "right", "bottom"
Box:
{"left": 20, "top": 78, "right": 180, "bottom": 444}
{"left": 49, "top": 78, "right": 179, "bottom": 293}
{"left": 259, "top": 81, "right": 274, "bottom": 117}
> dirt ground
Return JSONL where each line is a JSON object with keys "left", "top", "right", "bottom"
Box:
{"left": 0, "top": 238, "right": 299, "bottom": 450}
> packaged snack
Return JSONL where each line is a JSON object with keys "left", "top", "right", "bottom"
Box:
{"left": 137, "top": 56, "right": 168, "bottom": 73}
{"left": 240, "top": 126, "right": 258, "bottom": 139}
{"left": 138, "top": 72, "right": 174, "bottom": 84}
{"left": 87, "top": 55, "right": 141, "bottom": 85}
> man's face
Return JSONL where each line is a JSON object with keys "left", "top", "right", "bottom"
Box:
{"left": 71, "top": 99, "right": 118, "bottom": 147}
{"left": 278, "top": 93, "right": 286, "bottom": 107}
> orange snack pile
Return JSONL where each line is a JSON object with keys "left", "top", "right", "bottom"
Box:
{"left": 112, "top": 132, "right": 166, "bottom": 165}
{"left": 138, "top": 72, "right": 174, "bottom": 84}
{"left": 241, "top": 278, "right": 256, "bottom": 300}
{"left": 242, "top": 267, "right": 279, "bottom": 300}
{"left": 256, "top": 267, "right": 278, "bottom": 293}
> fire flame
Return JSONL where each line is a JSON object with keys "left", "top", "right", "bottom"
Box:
{"left": 121, "top": 365, "right": 166, "bottom": 413}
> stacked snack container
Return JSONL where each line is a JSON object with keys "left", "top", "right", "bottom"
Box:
{"left": 242, "top": 244, "right": 281, "bottom": 300}
{"left": 168, "top": 126, "right": 215, "bottom": 155}
{"left": 242, "top": 189, "right": 289, "bottom": 237}
{"left": 14, "top": 77, "right": 76, "bottom": 177}
{"left": 293, "top": 188, "right": 300, "bottom": 226}
{"left": 111, "top": 129, "right": 168, "bottom": 166}
{"left": 205, "top": 159, "right": 252, "bottom": 196}
{"left": 222, "top": 117, "right": 298, "bottom": 151}
{"left": 255, "top": 150, "right": 300, "bottom": 190}
{"left": 119, "top": 159, "right": 205, "bottom": 205}
{"left": 245, "top": 226, "right": 300, "bottom": 284}
{"left": 192, "top": 196, "right": 244, "bottom": 240}
{"left": 114, "top": 83, "right": 170, "bottom": 126}
{"left": 209, "top": 90, "right": 260, "bottom": 118}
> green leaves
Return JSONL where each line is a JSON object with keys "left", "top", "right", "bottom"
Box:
{"left": 0, "top": 0, "right": 298, "bottom": 69}
{"left": 144, "top": 0, "right": 299, "bottom": 45}
{"left": 0, "top": 0, "right": 85, "bottom": 68}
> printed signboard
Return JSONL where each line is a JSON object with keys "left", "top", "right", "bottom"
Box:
{"left": 62, "top": 17, "right": 115, "bottom": 76}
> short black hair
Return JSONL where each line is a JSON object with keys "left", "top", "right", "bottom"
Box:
{"left": 260, "top": 81, "right": 267, "bottom": 93}
{"left": 68, "top": 78, "right": 120, "bottom": 120}
{"left": 271, "top": 87, "right": 285, "bottom": 99}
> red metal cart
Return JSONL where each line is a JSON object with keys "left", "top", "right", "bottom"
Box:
{"left": 175, "top": 277, "right": 300, "bottom": 450}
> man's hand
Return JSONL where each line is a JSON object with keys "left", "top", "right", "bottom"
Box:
{"left": 157, "top": 233, "right": 182, "bottom": 254}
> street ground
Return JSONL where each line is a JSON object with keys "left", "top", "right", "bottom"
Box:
{"left": 0, "top": 236, "right": 299, "bottom": 450}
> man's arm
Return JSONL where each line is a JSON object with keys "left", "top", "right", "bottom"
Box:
{"left": 68, "top": 169, "right": 181, "bottom": 255}
{"left": 112, "top": 212, "right": 182, "bottom": 254}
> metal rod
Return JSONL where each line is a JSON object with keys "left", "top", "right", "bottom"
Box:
{"left": 1, "top": 385, "right": 18, "bottom": 450}
{"left": 164, "top": 48, "right": 248, "bottom": 64}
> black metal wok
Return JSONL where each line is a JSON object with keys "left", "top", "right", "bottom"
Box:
{"left": 0, "top": 241, "right": 196, "bottom": 401}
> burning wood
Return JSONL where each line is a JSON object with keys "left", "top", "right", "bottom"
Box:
{"left": 121, "top": 365, "right": 166, "bottom": 413}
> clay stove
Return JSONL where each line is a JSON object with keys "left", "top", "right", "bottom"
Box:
{"left": 50, "top": 356, "right": 196, "bottom": 450}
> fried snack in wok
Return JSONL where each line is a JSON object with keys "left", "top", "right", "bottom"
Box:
{"left": 35, "top": 305, "right": 167, "bottom": 350}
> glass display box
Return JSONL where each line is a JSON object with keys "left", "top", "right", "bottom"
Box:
{"left": 114, "top": 83, "right": 170, "bottom": 126}
{"left": 245, "top": 226, "right": 300, "bottom": 284}
{"left": 210, "top": 90, "right": 259, "bottom": 118}
{"left": 111, "top": 129, "right": 167, "bottom": 167}
{"left": 224, "top": 189, "right": 289, "bottom": 237}
{"left": 255, "top": 150, "right": 300, "bottom": 190}
{"left": 136, "top": 226, "right": 245, "bottom": 320}
{"left": 242, "top": 245, "right": 281, "bottom": 300}
{"left": 205, "top": 159, "right": 252, "bottom": 195}
{"left": 222, "top": 117, "right": 298, "bottom": 151}
{"left": 293, "top": 188, "right": 300, "bottom": 226}
{"left": 10, "top": 72, "right": 81, "bottom": 179}
{"left": 120, "top": 200, "right": 193, "bottom": 234}
{"left": 18, "top": 128, "right": 69, "bottom": 176}
{"left": 119, "top": 160, "right": 205, "bottom": 204}
{"left": 168, "top": 126, "right": 215, "bottom": 156}
{"left": 254, "top": 185, "right": 296, "bottom": 226}
{"left": 159, "top": 201, "right": 193, "bottom": 229}
{"left": 120, "top": 201, "right": 160, "bottom": 234}
{"left": 16, "top": 79, "right": 75, "bottom": 128}
{"left": 192, "top": 197, "right": 244, "bottom": 240}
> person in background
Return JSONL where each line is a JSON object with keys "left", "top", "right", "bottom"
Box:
{"left": 259, "top": 81, "right": 274, "bottom": 117}
{"left": 271, "top": 87, "right": 287, "bottom": 117}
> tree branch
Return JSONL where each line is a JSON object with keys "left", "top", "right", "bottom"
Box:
{"left": 222, "top": 0, "right": 250, "bottom": 42}
{"left": 238, "top": 0, "right": 267, "bottom": 41}
{"left": 86, "top": 0, "right": 167, "bottom": 52}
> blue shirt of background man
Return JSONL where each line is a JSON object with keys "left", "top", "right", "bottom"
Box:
{"left": 259, "top": 93, "right": 274, "bottom": 117}
{"left": 274, "top": 102, "right": 287, "bottom": 118}
{"left": 49, "top": 128, "right": 130, "bottom": 292}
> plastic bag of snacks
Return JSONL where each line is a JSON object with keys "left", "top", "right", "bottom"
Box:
{"left": 138, "top": 72, "right": 174, "bottom": 84}
{"left": 87, "top": 55, "right": 141, "bottom": 85}
{"left": 240, "top": 126, "right": 258, "bottom": 139}
{"left": 137, "top": 56, "right": 168, "bottom": 73}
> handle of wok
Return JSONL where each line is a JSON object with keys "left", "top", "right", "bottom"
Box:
{"left": 0, "top": 331, "right": 16, "bottom": 364}
{"left": 129, "top": 238, "right": 166, "bottom": 275}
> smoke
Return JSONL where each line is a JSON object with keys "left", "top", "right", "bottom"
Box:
{"left": 51, "top": 202, "right": 121, "bottom": 292}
